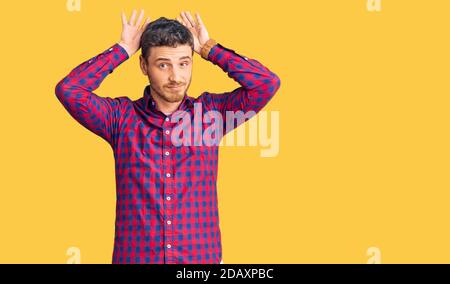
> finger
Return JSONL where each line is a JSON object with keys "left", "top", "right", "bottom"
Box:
{"left": 185, "top": 11, "right": 197, "bottom": 27}
{"left": 176, "top": 16, "right": 185, "bottom": 26}
{"left": 178, "top": 15, "right": 189, "bottom": 27}
{"left": 136, "top": 9, "right": 145, "bottom": 27}
{"left": 121, "top": 12, "right": 127, "bottom": 26}
{"left": 141, "top": 17, "right": 151, "bottom": 31}
{"left": 181, "top": 11, "right": 193, "bottom": 27}
{"left": 195, "top": 13, "right": 205, "bottom": 28}
{"left": 129, "top": 9, "right": 137, "bottom": 25}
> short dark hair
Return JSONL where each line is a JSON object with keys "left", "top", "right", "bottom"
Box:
{"left": 140, "top": 17, "right": 194, "bottom": 60}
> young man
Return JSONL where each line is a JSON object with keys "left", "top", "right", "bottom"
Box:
{"left": 55, "top": 9, "right": 281, "bottom": 264}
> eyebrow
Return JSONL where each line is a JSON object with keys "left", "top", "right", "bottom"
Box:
{"left": 155, "top": 56, "right": 192, "bottom": 62}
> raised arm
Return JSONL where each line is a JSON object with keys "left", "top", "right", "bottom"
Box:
{"left": 177, "top": 12, "right": 281, "bottom": 134}
{"left": 55, "top": 9, "right": 150, "bottom": 144}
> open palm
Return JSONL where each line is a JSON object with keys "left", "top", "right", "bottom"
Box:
{"left": 177, "top": 12, "right": 210, "bottom": 54}
{"left": 119, "top": 9, "right": 151, "bottom": 56}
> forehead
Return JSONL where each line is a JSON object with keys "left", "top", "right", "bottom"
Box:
{"left": 148, "top": 44, "right": 193, "bottom": 62}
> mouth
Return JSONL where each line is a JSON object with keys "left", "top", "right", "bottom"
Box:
{"left": 167, "top": 85, "right": 184, "bottom": 90}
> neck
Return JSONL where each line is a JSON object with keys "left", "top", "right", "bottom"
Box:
{"left": 150, "top": 85, "right": 183, "bottom": 115}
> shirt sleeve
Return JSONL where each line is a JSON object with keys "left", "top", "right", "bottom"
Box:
{"left": 201, "top": 43, "right": 281, "bottom": 135}
{"left": 55, "top": 44, "right": 129, "bottom": 144}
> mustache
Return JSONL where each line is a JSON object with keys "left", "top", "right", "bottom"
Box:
{"left": 166, "top": 83, "right": 184, "bottom": 88}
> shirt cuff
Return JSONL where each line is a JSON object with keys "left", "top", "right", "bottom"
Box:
{"left": 106, "top": 43, "right": 130, "bottom": 68}
{"left": 207, "top": 43, "right": 250, "bottom": 64}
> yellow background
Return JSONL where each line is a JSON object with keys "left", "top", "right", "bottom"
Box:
{"left": 1, "top": 0, "right": 450, "bottom": 264}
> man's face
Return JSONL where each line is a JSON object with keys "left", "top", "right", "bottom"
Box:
{"left": 140, "top": 44, "right": 193, "bottom": 103}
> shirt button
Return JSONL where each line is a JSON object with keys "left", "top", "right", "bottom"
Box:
{"left": 167, "top": 220, "right": 172, "bottom": 225}
{"left": 167, "top": 244, "right": 172, "bottom": 249}
{"left": 165, "top": 130, "right": 170, "bottom": 135}
{"left": 166, "top": 196, "right": 171, "bottom": 201}
{"left": 165, "top": 117, "right": 170, "bottom": 122}
{"left": 165, "top": 151, "right": 170, "bottom": 156}
{"left": 166, "top": 173, "right": 171, "bottom": 178}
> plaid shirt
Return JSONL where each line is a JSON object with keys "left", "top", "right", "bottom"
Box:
{"left": 55, "top": 42, "right": 280, "bottom": 264}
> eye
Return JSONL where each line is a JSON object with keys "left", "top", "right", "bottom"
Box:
{"left": 180, "top": 62, "right": 190, "bottom": 67}
{"left": 159, "top": 63, "right": 168, "bottom": 69}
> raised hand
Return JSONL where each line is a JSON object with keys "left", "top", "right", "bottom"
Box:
{"left": 176, "top": 12, "right": 210, "bottom": 54}
{"left": 119, "top": 9, "right": 151, "bottom": 57}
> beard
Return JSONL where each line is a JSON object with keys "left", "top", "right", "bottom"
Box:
{"left": 150, "top": 79, "right": 191, "bottom": 103}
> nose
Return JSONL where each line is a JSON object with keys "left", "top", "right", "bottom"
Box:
{"left": 168, "top": 67, "right": 182, "bottom": 83}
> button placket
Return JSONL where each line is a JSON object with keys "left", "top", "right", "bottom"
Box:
{"left": 162, "top": 124, "right": 175, "bottom": 263}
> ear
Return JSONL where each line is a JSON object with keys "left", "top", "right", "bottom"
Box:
{"left": 139, "top": 55, "right": 148, "bottom": 76}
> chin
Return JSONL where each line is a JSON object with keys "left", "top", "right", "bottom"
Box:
{"left": 163, "top": 92, "right": 184, "bottom": 103}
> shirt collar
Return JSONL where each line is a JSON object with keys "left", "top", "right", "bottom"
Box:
{"left": 143, "top": 84, "right": 194, "bottom": 113}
